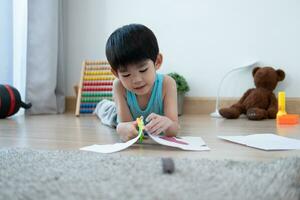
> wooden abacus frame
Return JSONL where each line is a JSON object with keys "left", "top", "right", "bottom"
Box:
{"left": 75, "top": 60, "right": 115, "bottom": 116}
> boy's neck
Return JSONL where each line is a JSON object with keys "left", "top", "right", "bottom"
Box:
{"left": 135, "top": 82, "right": 155, "bottom": 110}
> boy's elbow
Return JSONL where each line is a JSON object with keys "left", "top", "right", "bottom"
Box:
{"left": 164, "top": 123, "right": 180, "bottom": 137}
{"left": 164, "top": 130, "right": 177, "bottom": 137}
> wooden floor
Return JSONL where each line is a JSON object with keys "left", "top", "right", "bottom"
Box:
{"left": 1, "top": 114, "right": 300, "bottom": 161}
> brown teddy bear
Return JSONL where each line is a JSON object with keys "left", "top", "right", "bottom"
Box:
{"left": 219, "top": 66, "right": 285, "bottom": 120}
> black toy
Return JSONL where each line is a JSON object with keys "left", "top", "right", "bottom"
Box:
{"left": 0, "top": 84, "right": 32, "bottom": 118}
{"left": 162, "top": 157, "right": 175, "bottom": 174}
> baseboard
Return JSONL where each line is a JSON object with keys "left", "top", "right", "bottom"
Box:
{"left": 65, "top": 96, "right": 300, "bottom": 115}
{"left": 65, "top": 96, "right": 77, "bottom": 114}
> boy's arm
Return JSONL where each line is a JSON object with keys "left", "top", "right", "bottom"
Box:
{"left": 113, "top": 79, "right": 133, "bottom": 122}
{"left": 162, "top": 75, "right": 179, "bottom": 136}
{"left": 142, "top": 75, "right": 179, "bottom": 136}
{"left": 145, "top": 75, "right": 179, "bottom": 136}
{"left": 113, "top": 79, "right": 138, "bottom": 141}
{"left": 145, "top": 76, "right": 179, "bottom": 136}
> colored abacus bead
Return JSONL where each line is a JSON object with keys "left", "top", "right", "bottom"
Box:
{"left": 76, "top": 61, "right": 115, "bottom": 116}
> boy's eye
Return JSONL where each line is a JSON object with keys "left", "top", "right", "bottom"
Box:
{"left": 121, "top": 74, "right": 130, "bottom": 77}
{"left": 139, "top": 68, "right": 148, "bottom": 73}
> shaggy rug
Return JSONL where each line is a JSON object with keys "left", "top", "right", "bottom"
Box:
{"left": 0, "top": 148, "right": 300, "bottom": 200}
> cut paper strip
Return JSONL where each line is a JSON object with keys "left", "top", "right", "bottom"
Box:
{"left": 81, "top": 133, "right": 209, "bottom": 153}
{"left": 218, "top": 133, "right": 300, "bottom": 150}
{"left": 149, "top": 135, "right": 210, "bottom": 151}
{"left": 80, "top": 131, "right": 142, "bottom": 153}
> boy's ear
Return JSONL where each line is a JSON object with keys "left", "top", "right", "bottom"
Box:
{"left": 111, "top": 68, "right": 118, "bottom": 78}
{"left": 154, "top": 53, "right": 163, "bottom": 70}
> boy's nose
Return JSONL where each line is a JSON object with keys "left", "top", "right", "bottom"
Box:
{"left": 132, "top": 75, "right": 143, "bottom": 84}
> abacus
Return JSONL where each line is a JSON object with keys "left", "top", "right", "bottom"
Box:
{"left": 75, "top": 60, "right": 115, "bottom": 116}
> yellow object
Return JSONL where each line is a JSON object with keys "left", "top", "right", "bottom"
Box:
{"left": 276, "top": 91, "right": 287, "bottom": 118}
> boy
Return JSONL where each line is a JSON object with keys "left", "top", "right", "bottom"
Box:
{"left": 96, "top": 24, "right": 179, "bottom": 141}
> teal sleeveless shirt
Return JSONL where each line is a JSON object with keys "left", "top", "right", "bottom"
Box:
{"left": 126, "top": 73, "right": 164, "bottom": 121}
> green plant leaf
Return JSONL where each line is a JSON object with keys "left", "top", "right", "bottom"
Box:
{"left": 168, "top": 72, "right": 190, "bottom": 93}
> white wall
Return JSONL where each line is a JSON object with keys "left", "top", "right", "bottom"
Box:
{"left": 63, "top": 0, "right": 300, "bottom": 97}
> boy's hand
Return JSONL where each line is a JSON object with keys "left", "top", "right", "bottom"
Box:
{"left": 144, "top": 113, "right": 173, "bottom": 135}
{"left": 117, "top": 121, "right": 138, "bottom": 142}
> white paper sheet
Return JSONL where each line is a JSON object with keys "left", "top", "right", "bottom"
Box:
{"left": 80, "top": 133, "right": 209, "bottom": 153}
{"left": 218, "top": 133, "right": 300, "bottom": 150}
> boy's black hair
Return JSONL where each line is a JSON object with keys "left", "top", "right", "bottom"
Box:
{"left": 105, "top": 24, "right": 159, "bottom": 71}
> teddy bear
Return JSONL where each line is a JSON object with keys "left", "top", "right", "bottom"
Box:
{"left": 219, "top": 66, "right": 285, "bottom": 120}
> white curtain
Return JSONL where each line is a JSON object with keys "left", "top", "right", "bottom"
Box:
{"left": 26, "top": 0, "right": 65, "bottom": 114}
{"left": 0, "top": 0, "right": 13, "bottom": 85}
{"left": 1, "top": 0, "right": 65, "bottom": 115}
{"left": 13, "top": 0, "right": 28, "bottom": 110}
{"left": 0, "top": 0, "right": 27, "bottom": 116}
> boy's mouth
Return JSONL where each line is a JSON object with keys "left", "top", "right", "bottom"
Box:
{"left": 134, "top": 85, "right": 146, "bottom": 90}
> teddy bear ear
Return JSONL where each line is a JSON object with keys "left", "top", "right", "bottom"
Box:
{"left": 276, "top": 69, "right": 285, "bottom": 81}
{"left": 252, "top": 67, "right": 260, "bottom": 77}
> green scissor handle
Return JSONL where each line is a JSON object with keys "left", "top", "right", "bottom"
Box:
{"left": 136, "top": 116, "right": 145, "bottom": 143}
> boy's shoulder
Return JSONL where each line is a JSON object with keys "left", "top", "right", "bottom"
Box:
{"left": 162, "top": 74, "right": 176, "bottom": 96}
{"left": 163, "top": 74, "right": 176, "bottom": 87}
{"left": 113, "top": 79, "right": 126, "bottom": 96}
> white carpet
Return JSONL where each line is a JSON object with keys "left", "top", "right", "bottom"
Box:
{"left": 0, "top": 148, "right": 300, "bottom": 200}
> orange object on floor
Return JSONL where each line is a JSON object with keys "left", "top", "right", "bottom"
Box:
{"left": 277, "top": 114, "right": 299, "bottom": 125}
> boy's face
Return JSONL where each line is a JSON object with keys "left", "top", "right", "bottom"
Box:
{"left": 113, "top": 54, "right": 162, "bottom": 96}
